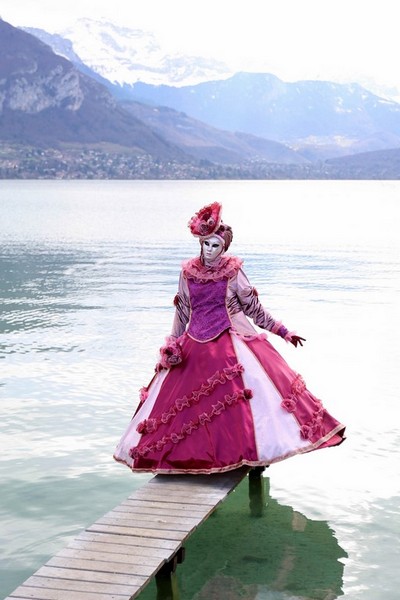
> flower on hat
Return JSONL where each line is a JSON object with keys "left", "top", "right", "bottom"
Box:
{"left": 188, "top": 202, "right": 222, "bottom": 238}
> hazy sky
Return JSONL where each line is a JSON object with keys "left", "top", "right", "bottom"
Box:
{"left": 1, "top": 0, "right": 399, "bottom": 98}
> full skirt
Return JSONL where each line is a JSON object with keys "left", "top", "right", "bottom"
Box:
{"left": 113, "top": 331, "right": 345, "bottom": 474}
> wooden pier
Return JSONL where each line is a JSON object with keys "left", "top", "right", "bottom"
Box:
{"left": 5, "top": 467, "right": 255, "bottom": 600}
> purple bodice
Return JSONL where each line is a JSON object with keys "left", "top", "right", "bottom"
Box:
{"left": 187, "top": 278, "right": 231, "bottom": 342}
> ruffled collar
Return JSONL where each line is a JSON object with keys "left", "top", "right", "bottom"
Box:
{"left": 182, "top": 255, "right": 243, "bottom": 283}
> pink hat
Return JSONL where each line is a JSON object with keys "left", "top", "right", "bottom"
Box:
{"left": 188, "top": 202, "right": 222, "bottom": 238}
{"left": 188, "top": 202, "right": 233, "bottom": 250}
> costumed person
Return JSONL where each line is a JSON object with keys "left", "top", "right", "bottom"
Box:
{"left": 114, "top": 202, "right": 345, "bottom": 474}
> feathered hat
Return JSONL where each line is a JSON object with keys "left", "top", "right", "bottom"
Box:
{"left": 188, "top": 202, "right": 233, "bottom": 250}
{"left": 188, "top": 202, "right": 222, "bottom": 238}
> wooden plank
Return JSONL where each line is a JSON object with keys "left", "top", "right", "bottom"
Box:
{"left": 46, "top": 556, "right": 157, "bottom": 577}
{"left": 55, "top": 547, "right": 163, "bottom": 568}
{"left": 148, "top": 487, "right": 233, "bottom": 501}
{"left": 67, "top": 539, "right": 168, "bottom": 560}
{"left": 110, "top": 502, "right": 209, "bottom": 519}
{"left": 104, "top": 505, "right": 202, "bottom": 523}
{"left": 142, "top": 483, "right": 232, "bottom": 498}
{"left": 86, "top": 522, "right": 190, "bottom": 540}
{"left": 19, "top": 575, "right": 137, "bottom": 596}
{"left": 96, "top": 513, "right": 199, "bottom": 531}
{"left": 75, "top": 531, "right": 178, "bottom": 551}
{"left": 140, "top": 489, "right": 229, "bottom": 504}
{"left": 120, "top": 498, "right": 211, "bottom": 516}
{"left": 9, "top": 586, "right": 129, "bottom": 600}
{"left": 35, "top": 566, "right": 147, "bottom": 587}
{"left": 129, "top": 488, "right": 221, "bottom": 505}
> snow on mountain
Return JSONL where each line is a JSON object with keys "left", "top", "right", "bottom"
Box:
{"left": 55, "top": 18, "right": 232, "bottom": 87}
{"left": 23, "top": 18, "right": 400, "bottom": 103}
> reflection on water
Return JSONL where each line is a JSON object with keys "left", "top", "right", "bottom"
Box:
{"left": 138, "top": 476, "right": 347, "bottom": 600}
{"left": 1, "top": 180, "right": 400, "bottom": 599}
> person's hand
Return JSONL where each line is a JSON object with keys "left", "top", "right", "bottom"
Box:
{"left": 290, "top": 335, "right": 306, "bottom": 348}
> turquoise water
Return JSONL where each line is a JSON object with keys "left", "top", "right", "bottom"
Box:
{"left": 1, "top": 180, "right": 399, "bottom": 599}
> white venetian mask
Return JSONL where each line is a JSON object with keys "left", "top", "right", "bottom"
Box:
{"left": 202, "top": 235, "right": 225, "bottom": 264}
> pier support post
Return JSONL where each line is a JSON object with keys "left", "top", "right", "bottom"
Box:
{"left": 248, "top": 466, "right": 266, "bottom": 517}
{"left": 155, "top": 547, "right": 185, "bottom": 600}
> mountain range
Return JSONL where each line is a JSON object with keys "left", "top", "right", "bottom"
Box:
{"left": 0, "top": 18, "right": 307, "bottom": 171}
{"left": 128, "top": 74, "right": 400, "bottom": 160}
{"left": 0, "top": 19, "right": 187, "bottom": 161}
{"left": 1, "top": 17, "right": 400, "bottom": 178}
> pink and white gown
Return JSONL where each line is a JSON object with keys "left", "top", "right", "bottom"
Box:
{"left": 113, "top": 255, "right": 345, "bottom": 474}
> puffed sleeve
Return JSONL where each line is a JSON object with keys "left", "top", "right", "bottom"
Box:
{"left": 235, "top": 269, "right": 290, "bottom": 338}
{"left": 170, "top": 271, "right": 191, "bottom": 338}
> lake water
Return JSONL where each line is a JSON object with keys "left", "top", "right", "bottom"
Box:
{"left": 1, "top": 180, "right": 399, "bottom": 599}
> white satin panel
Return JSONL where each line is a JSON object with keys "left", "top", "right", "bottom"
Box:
{"left": 113, "top": 369, "right": 169, "bottom": 466}
{"left": 231, "top": 335, "right": 310, "bottom": 461}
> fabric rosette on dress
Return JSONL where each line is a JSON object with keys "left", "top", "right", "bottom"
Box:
{"left": 156, "top": 336, "right": 183, "bottom": 372}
